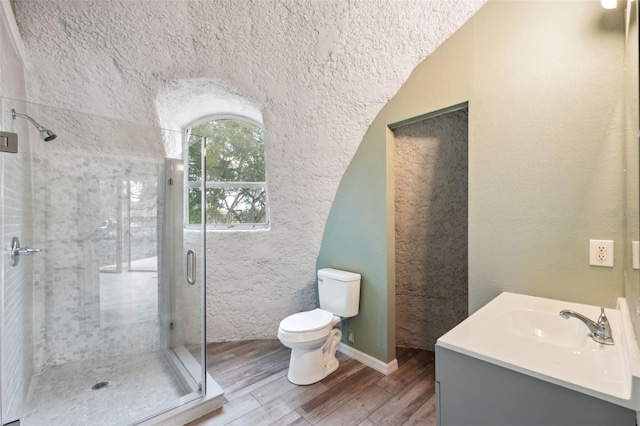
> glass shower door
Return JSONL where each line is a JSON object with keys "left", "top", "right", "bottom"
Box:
{"left": 159, "top": 132, "right": 208, "bottom": 400}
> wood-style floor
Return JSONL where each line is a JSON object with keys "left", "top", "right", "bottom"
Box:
{"left": 189, "top": 340, "right": 436, "bottom": 426}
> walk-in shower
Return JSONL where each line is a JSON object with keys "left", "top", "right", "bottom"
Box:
{"left": 0, "top": 98, "right": 221, "bottom": 425}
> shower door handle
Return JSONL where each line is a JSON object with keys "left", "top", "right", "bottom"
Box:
{"left": 186, "top": 249, "right": 196, "bottom": 285}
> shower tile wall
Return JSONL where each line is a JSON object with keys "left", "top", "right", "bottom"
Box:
{"left": 0, "top": 106, "right": 34, "bottom": 422}
{"left": 31, "top": 148, "right": 164, "bottom": 367}
{"left": 394, "top": 109, "right": 468, "bottom": 350}
{"left": 1, "top": 10, "right": 34, "bottom": 423}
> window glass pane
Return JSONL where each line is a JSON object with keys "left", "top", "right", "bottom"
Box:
{"left": 192, "top": 120, "right": 265, "bottom": 182}
{"left": 205, "top": 187, "right": 267, "bottom": 225}
{"left": 188, "top": 187, "right": 202, "bottom": 224}
{"left": 187, "top": 135, "right": 202, "bottom": 182}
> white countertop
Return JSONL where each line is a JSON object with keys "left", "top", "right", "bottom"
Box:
{"left": 436, "top": 292, "right": 640, "bottom": 410}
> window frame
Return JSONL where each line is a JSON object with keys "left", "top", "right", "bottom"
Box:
{"left": 184, "top": 113, "right": 270, "bottom": 231}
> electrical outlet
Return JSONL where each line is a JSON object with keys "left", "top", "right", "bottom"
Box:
{"left": 348, "top": 329, "right": 355, "bottom": 344}
{"left": 589, "top": 240, "right": 614, "bottom": 267}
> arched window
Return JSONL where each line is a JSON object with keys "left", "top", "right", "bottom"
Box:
{"left": 185, "top": 115, "right": 269, "bottom": 230}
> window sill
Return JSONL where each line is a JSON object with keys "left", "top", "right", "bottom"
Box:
{"left": 184, "top": 224, "right": 270, "bottom": 233}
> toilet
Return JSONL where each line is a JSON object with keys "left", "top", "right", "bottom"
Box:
{"left": 277, "top": 268, "right": 361, "bottom": 385}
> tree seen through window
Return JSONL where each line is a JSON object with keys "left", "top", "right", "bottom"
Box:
{"left": 187, "top": 118, "right": 268, "bottom": 228}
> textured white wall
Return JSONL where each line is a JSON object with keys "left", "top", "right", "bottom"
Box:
{"left": 0, "top": 2, "right": 33, "bottom": 422}
{"left": 12, "top": 0, "right": 485, "bottom": 342}
{"left": 395, "top": 109, "right": 468, "bottom": 350}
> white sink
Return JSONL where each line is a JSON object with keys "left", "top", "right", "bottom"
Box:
{"left": 499, "top": 309, "right": 590, "bottom": 350}
{"left": 437, "top": 292, "right": 640, "bottom": 410}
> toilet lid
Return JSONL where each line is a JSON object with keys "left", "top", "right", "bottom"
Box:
{"left": 280, "top": 308, "right": 334, "bottom": 333}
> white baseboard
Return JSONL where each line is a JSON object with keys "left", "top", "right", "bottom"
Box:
{"left": 337, "top": 342, "right": 398, "bottom": 376}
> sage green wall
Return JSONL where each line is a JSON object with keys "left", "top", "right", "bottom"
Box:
{"left": 318, "top": 0, "right": 626, "bottom": 364}
{"left": 623, "top": 0, "right": 640, "bottom": 343}
{"left": 316, "top": 122, "right": 393, "bottom": 362}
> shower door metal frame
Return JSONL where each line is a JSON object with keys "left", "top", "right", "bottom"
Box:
{"left": 199, "top": 137, "right": 208, "bottom": 394}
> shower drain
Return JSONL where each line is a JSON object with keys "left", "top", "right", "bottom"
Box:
{"left": 91, "top": 381, "right": 109, "bottom": 390}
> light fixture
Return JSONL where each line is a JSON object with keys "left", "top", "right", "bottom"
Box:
{"left": 601, "top": 0, "right": 617, "bottom": 9}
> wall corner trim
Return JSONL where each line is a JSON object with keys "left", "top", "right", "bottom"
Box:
{"left": 1, "top": 0, "right": 26, "bottom": 67}
{"left": 337, "top": 342, "right": 399, "bottom": 376}
{"left": 387, "top": 101, "right": 469, "bottom": 130}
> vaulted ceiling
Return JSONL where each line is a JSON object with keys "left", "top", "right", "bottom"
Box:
{"left": 13, "top": 0, "right": 484, "bottom": 129}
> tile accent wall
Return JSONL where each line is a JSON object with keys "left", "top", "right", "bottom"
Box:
{"left": 31, "top": 147, "right": 164, "bottom": 367}
{"left": 394, "top": 109, "right": 468, "bottom": 350}
{"left": 1, "top": 3, "right": 33, "bottom": 422}
{"left": 0, "top": 99, "right": 34, "bottom": 423}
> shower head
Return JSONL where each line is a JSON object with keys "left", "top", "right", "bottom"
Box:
{"left": 12, "top": 109, "right": 57, "bottom": 141}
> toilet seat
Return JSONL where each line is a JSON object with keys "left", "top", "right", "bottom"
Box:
{"left": 279, "top": 308, "right": 333, "bottom": 333}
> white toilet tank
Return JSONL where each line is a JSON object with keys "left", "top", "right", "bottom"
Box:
{"left": 317, "top": 268, "right": 361, "bottom": 317}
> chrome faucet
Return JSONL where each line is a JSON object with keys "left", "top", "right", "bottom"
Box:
{"left": 559, "top": 307, "right": 614, "bottom": 345}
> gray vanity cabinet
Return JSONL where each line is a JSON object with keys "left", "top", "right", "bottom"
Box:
{"left": 435, "top": 346, "right": 636, "bottom": 426}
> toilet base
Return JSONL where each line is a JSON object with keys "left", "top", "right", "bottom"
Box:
{"left": 286, "top": 328, "right": 342, "bottom": 385}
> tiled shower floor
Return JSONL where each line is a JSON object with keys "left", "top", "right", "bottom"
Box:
{"left": 23, "top": 351, "right": 188, "bottom": 426}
